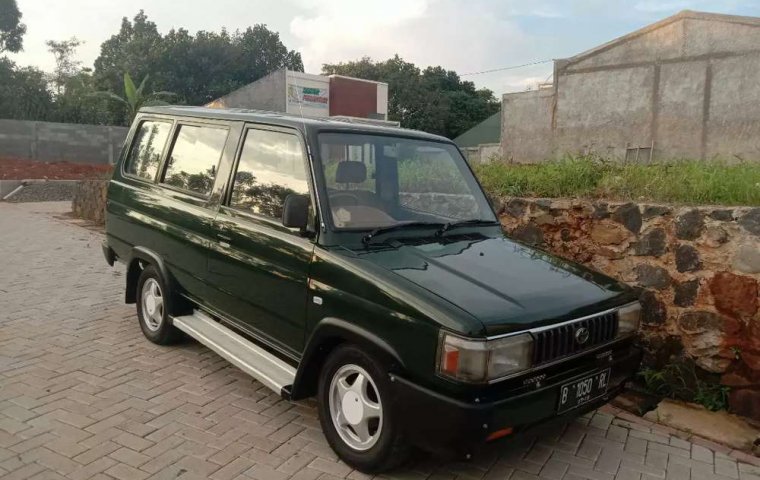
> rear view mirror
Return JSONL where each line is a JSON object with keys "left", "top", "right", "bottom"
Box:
{"left": 282, "top": 194, "right": 310, "bottom": 230}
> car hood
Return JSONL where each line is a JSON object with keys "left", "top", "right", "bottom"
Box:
{"left": 352, "top": 233, "right": 635, "bottom": 336}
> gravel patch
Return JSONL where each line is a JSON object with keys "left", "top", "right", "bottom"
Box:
{"left": 6, "top": 182, "right": 76, "bottom": 202}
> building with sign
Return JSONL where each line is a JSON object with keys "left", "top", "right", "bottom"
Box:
{"left": 206, "top": 69, "right": 392, "bottom": 124}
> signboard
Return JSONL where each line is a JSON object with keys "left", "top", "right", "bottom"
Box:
{"left": 287, "top": 85, "right": 328, "bottom": 109}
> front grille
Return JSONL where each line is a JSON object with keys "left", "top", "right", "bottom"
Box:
{"left": 531, "top": 311, "right": 619, "bottom": 365}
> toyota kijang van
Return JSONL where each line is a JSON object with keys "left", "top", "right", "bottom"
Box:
{"left": 103, "top": 106, "right": 642, "bottom": 472}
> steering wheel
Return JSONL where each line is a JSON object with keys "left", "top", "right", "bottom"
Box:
{"left": 330, "top": 192, "right": 361, "bottom": 206}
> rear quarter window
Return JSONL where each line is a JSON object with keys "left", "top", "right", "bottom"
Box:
{"left": 124, "top": 120, "right": 172, "bottom": 181}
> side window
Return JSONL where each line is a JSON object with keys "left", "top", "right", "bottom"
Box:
{"left": 124, "top": 120, "right": 172, "bottom": 181}
{"left": 229, "top": 129, "right": 309, "bottom": 219}
{"left": 161, "top": 124, "right": 228, "bottom": 197}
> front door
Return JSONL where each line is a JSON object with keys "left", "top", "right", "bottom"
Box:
{"left": 206, "top": 125, "right": 314, "bottom": 358}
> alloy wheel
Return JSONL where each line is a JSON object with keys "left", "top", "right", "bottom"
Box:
{"left": 328, "top": 364, "right": 383, "bottom": 451}
{"left": 140, "top": 278, "right": 164, "bottom": 332}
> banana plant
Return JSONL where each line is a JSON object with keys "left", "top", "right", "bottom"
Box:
{"left": 96, "top": 73, "right": 174, "bottom": 123}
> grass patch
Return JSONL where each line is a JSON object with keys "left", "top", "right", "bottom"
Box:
{"left": 639, "top": 360, "right": 730, "bottom": 412}
{"left": 474, "top": 156, "right": 760, "bottom": 206}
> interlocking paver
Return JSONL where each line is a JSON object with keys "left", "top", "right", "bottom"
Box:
{"left": 1, "top": 202, "right": 758, "bottom": 480}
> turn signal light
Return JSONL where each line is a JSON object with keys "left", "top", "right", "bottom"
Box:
{"left": 486, "top": 427, "right": 514, "bottom": 442}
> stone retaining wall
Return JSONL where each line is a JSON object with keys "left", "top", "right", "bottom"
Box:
{"left": 497, "top": 197, "right": 760, "bottom": 419}
{"left": 71, "top": 179, "right": 109, "bottom": 224}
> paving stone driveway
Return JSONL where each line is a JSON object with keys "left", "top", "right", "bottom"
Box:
{"left": 1, "top": 202, "right": 759, "bottom": 480}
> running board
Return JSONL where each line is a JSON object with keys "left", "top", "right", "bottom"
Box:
{"left": 172, "top": 310, "right": 296, "bottom": 394}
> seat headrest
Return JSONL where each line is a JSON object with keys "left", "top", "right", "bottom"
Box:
{"left": 334, "top": 161, "right": 367, "bottom": 184}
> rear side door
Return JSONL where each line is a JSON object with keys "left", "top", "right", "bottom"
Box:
{"left": 206, "top": 124, "right": 315, "bottom": 358}
{"left": 150, "top": 119, "right": 238, "bottom": 301}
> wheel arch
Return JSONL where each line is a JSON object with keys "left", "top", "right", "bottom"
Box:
{"left": 288, "top": 318, "right": 406, "bottom": 401}
{"left": 124, "top": 247, "right": 173, "bottom": 306}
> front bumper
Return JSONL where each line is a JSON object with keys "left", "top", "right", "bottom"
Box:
{"left": 389, "top": 343, "right": 642, "bottom": 458}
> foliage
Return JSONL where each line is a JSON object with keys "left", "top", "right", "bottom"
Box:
{"left": 0, "top": 0, "right": 25, "bottom": 53}
{"left": 322, "top": 55, "right": 499, "bottom": 139}
{"left": 638, "top": 360, "right": 730, "bottom": 412}
{"left": 46, "top": 37, "right": 83, "bottom": 95}
{"left": 95, "top": 72, "right": 174, "bottom": 124}
{"left": 92, "top": 11, "right": 303, "bottom": 122}
{"left": 50, "top": 71, "right": 112, "bottom": 125}
{"left": 474, "top": 156, "right": 760, "bottom": 206}
{"left": 0, "top": 57, "right": 53, "bottom": 120}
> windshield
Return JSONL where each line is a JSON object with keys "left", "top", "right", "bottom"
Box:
{"left": 317, "top": 133, "right": 496, "bottom": 230}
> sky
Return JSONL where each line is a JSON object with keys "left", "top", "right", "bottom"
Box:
{"left": 7, "top": 0, "right": 760, "bottom": 95}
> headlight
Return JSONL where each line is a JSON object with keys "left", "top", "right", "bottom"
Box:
{"left": 437, "top": 331, "right": 533, "bottom": 383}
{"left": 617, "top": 302, "right": 641, "bottom": 337}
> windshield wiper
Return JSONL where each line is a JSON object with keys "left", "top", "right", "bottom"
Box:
{"left": 362, "top": 221, "right": 445, "bottom": 245}
{"left": 436, "top": 219, "right": 500, "bottom": 236}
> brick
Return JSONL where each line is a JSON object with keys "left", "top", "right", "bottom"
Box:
{"left": 109, "top": 446, "right": 151, "bottom": 468}
{"left": 245, "top": 463, "right": 291, "bottom": 480}
{"left": 277, "top": 452, "right": 318, "bottom": 475}
{"left": 621, "top": 459, "right": 666, "bottom": 479}
{"left": 68, "top": 457, "right": 118, "bottom": 480}
{"left": 539, "top": 459, "right": 569, "bottom": 480}
{"left": 607, "top": 425, "right": 629, "bottom": 443}
{"left": 670, "top": 437, "right": 692, "bottom": 450}
{"left": 568, "top": 465, "right": 615, "bottom": 480}
{"left": 692, "top": 444, "right": 715, "bottom": 464}
{"left": 716, "top": 459, "right": 740, "bottom": 479}
{"left": 105, "top": 461, "right": 151, "bottom": 480}
{"left": 645, "top": 451, "right": 668, "bottom": 471}
{"left": 308, "top": 458, "right": 352, "bottom": 478}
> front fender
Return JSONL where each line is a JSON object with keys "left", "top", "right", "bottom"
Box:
{"left": 288, "top": 317, "right": 406, "bottom": 400}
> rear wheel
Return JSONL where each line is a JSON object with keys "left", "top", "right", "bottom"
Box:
{"left": 318, "top": 344, "right": 409, "bottom": 473}
{"left": 136, "top": 265, "right": 181, "bottom": 345}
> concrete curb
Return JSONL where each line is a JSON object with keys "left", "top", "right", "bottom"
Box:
{"left": 0, "top": 179, "right": 80, "bottom": 200}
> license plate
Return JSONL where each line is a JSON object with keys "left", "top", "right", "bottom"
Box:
{"left": 557, "top": 369, "right": 610, "bottom": 413}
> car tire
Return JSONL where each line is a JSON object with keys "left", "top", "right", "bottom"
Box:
{"left": 317, "top": 344, "right": 410, "bottom": 473}
{"left": 135, "top": 265, "right": 182, "bottom": 345}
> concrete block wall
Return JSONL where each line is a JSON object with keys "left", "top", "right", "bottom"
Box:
{"left": 501, "top": 12, "right": 760, "bottom": 163}
{"left": 0, "top": 119, "right": 129, "bottom": 165}
{"left": 462, "top": 143, "right": 502, "bottom": 164}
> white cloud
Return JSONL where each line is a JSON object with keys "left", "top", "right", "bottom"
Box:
{"left": 289, "top": 0, "right": 530, "bottom": 90}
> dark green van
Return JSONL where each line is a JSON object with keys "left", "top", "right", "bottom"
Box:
{"left": 103, "top": 106, "right": 642, "bottom": 472}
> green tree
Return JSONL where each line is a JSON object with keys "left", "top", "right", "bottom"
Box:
{"left": 96, "top": 72, "right": 174, "bottom": 124}
{"left": 0, "top": 58, "right": 54, "bottom": 120}
{"left": 0, "top": 0, "right": 25, "bottom": 54}
{"left": 93, "top": 11, "right": 303, "bottom": 110}
{"left": 51, "top": 70, "right": 112, "bottom": 124}
{"left": 322, "top": 55, "right": 499, "bottom": 139}
{"left": 46, "top": 37, "right": 83, "bottom": 95}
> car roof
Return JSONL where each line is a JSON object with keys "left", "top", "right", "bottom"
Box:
{"left": 139, "top": 105, "right": 452, "bottom": 143}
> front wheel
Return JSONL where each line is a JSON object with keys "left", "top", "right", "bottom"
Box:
{"left": 317, "top": 345, "right": 409, "bottom": 473}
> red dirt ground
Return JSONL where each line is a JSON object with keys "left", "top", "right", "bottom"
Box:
{"left": 0, "top": 157, "right": 112, "bottom": 180}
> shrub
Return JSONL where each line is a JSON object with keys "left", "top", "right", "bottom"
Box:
{"left": 474, "top": 156, "right": 760, "bottom": 206}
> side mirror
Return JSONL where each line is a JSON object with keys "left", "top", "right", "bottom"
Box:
{"left": 282, "top": 193, "right": 310, "bottom": 230}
